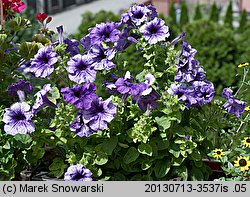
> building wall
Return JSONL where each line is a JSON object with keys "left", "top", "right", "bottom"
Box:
{"left": 242, "top": 0, "right": 250, "bottom": 12}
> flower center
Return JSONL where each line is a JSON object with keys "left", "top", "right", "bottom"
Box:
{"left": 246, "top": 138, "right": 250, "bottom": 143}
{"left": 77, "top": 62, "right": 87, "bottom": 70}
{"left": 239, "top": 159, "right": 247, "bottom": 167}
{"left": 72, "top": 172, "right": 84, "bottom": 180}
{"left": 134, "top": 11, "right": 144, "bottom": 19}
{"left": 14, "top": 111, "right": 26, "bottom": 121}
{"left": 40, "top": 55, "right": 49, "bottom": 64}
{"left": 148, "top": 25, "right": 159, "bottom": 34}
{"left": 216, "top": 151, "right": 221, "bottom": 155}
{"left": 73, "top": 90, "right": 81, "bottom": 98}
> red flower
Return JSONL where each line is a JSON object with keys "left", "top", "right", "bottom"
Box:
{"left": 3, "top": 0, "right": 26, "bottom": 13}
{"left": 36, "top": 13, "right": 48, "bottom": 23}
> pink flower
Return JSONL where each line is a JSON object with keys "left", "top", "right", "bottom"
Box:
{"left": 11, "top": 1, "right": 26, "bottom": 13}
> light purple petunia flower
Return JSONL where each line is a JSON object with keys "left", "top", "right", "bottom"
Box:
{"left": 61, "top": 83, "right": 98, "bottom": 110}
{"left": 88, "top": 22, "right": 120, "bottom": 45}
{"left": 69, "top": 111, "right": 95, "bottom": 137}
{"left": 222, "top": 97, "right": 246, "bottom": 118}
{"left": 81, "top": 97, "right": 117, "bottom": 131}
{"left": 88, "top": 45, "right": 116, "bottom": 71}
{"left": 32, "top": 84, "right": 57, "bottom": 115}
{"left": 29, "top": 46, "right": 58, "bottom": 78}
{"left": 222, "top": 87, "right": 246, "bottom": 118}
{"left": 2, "top": 102, "right": 35, "bottom": 135}
{"left": 140, "top": 17, "right": 170, "bottom": 44}
{"left": 7, "top": 80, "right": 33, "bottom": 101}
{"left": 128, "top": 4, "right": 151, "bottom": 26}
{"left": 66, "top": 54, "right": 96, "bottom": 84}
{"left": 80, "top": 35, "right": 92, "bottom": 50}
{"left": 64, "top": 164, "right": 92, "bottom": 181}
{"left": 222, "top": 87, "right": 233, "bottom": 99}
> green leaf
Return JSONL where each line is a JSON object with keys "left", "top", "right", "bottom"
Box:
{"left": 157, "top": 139, "right": 169, "bottom": 150}
{"left": 14, "top": 134, "right": 32, "bottom": 145}
{"left": 94, "top": 151, "right": 108, "bottom": 165}
{"left": 155, "top": 116, "right": 171, "bottom": 131}
{"left": 49, "top": 157, "right": 67, "bottom": 178}
{"left": 154, "top": 160, "right": 171, "bottom": 178}
{"left": 138, "top": 143, "right": 152, "bottom": 156}
{"left": 3, "top": 141, "right": 10, "bottom": 150}
{"left": 173, "top": 166, "right": 188, "bottom": 181}
{"left": 95, "top": 136, "right": 118, "bottom": 155}
{"left": 123, "top": 147, "right": 140, "bottom": 164}
{"left": 141, "top": 160, "right": 152, "bottom": 170}
{"left": 8, "top": 17, "right": 31, "bottom": 31}
{"left": 18, "top": 42, "right": 40, "bottom": 60}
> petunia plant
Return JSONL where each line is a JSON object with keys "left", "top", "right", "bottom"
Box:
{"left": 0, "top": 2, "right": 250, "bottom": 181}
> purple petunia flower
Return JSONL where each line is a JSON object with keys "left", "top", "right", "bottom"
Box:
{"left": 32, "top": 84, "right": 57, "bottom": 115}
{"left": 7, "top": 80, "right": 33, "bottom": 101}
{"left": 69, "top": 111, "right": 95, "bottom": 137}
{"left": 61, "top": 83, "right": 98, "bottom": 110}
{"left": 192, "top": 80, "right": 215, "bottom": 106}
{"left": 222, "top": 97, "right": 246, "bottom": 118}
{"left": 81, "top": 97, "right": 117, "bottom": 131}
{"left": 175, "top": 41, "right": 206, "bottom": 83}
{"left": 140, "top": 17, "right": 170, "bottom": 44}
{"left": 128, "top": 4, "right": 151, "bottom": 26}
{"left": 2, "top": 102, "right": 35, "bottom": 135}
{"left": 222, "top": 87, "right": 246, "bottom": 118}
{"left": 133, "top": 88, "right": 161, "bottom": 112}
{"left": 170, "top": 32, "right": 186, "bottom": 46}
{"left": 222, "top": 88, "right": 233, "bottom": 99}
{"left": 64, "top": 164, "right": 92, "bottom": 181}
{"left": 88, "top": 22, "right": 120, "bottom": 45}
{"left": 29, "top": 46, "right": 58, "bottom": 78}
{"left": 80, "top": 35, "right": 92, "bottom": 50}
{"left": 88, "top": 45, "right": 116, "bottom": 71}
{"left": 115, "top": 26, "right": 139, "bottom": 51}
{"left": 56, "top": 25, "right": 80, "bottom": 56}
{"left": 168, "top": 83, "right": 198, "bottom": 108}
{"left": 66, "top": 54, "right": 96, "bottom": 84}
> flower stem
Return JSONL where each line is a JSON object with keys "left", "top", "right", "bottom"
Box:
{"left": 235, "top": 68, "right": 249, "bottom": 97}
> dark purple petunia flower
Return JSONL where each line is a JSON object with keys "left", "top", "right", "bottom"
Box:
{"left": 66, "top": 54, "right": 96, "bottom": 84}
{"left": 2, "top": 102, "right": 35, "bottom": 135}
{"left": 168, "top": 83, "right": 198, "bottom": 108}
{"left": 175, "top": 42, "right": 206, "bottom": 83}
{"left": 222, "top": 97, "right": 246, "bottom": 118}
{"left": 140, "top": 17, "right": 170, "bottom": 44}
{"left": 7, "top": 80, "right": 33, "bottom": 101}
{"left": 222, "top": 87, "right": 233, "bottom": 99}
{"left": 88, "top": 22, "right": 120, "bottom": 45}
{"left": 88, "top": 45, "right": 116, "bottom": 71}
{"left": 81, "top": 97, "right": 117, "bottom": 131}
{"left": 61, "top": 83, "right": 98, "bottom": 110}
{"left": 29, "top": 46, "right": 58, "bottom": 78}
{"left": 64, "top": 164, "right": 92, "bottom": 181}
{"left": 133, "top": 88, "right": 161, "bottom": 112}
{"left": 115, "top": 26, "right": 139, "bottom": 51}
{"left": 128, "top": 4, "right": 151, "bottom": 26}
{"left": 69, "top": 111, "right": 95, "bottom": 137}
{"left": 192, "top": 80, "right": 215, "bottom": 106}
{"left": 32, "top": 84, "right": 57, "bottom": 115}
{"left": 80, "top": 35, "right": 92, "bottom": 50}
{"left": 56, "top": 25, "right": 80, "bottom": 56}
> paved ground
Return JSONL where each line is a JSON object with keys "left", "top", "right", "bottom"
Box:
{"left": 47, "top": 0, "right": 138, "bottom": 36}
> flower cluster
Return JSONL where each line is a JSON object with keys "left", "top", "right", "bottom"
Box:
{"left": 2, "top": 0, "right": 26, "bottom": 14}
{"left": 222, "top": 88, "right": 246, "bottom": 117}
{"left": 168, "top": 41, "right": 215, "bottom": 108}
